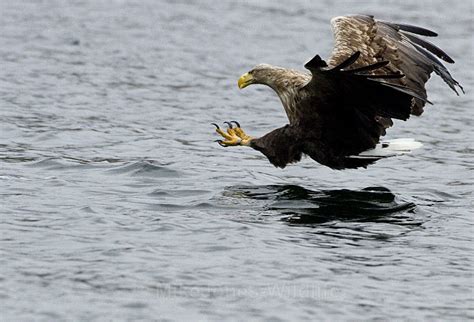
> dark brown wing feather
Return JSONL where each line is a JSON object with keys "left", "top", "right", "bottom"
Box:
{"left": 297, "top": 52, "right": 430, "bottom": 169}
{"left": 328, "top": 15, "right": 463, "bottom": 116}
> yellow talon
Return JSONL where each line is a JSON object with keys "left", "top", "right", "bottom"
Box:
{"left": 213, "top": 121, "right": 252, "bottom": 147}
{"left": 215, "top": 127, "right": 233, "bottom": 140}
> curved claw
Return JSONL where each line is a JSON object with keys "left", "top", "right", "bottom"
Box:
{"left": 214, "top": 139, "right": 225, "bottom": 147}
{"left": 211, "top": 123, "right": 220, "bottom": 129}
{"left": 230, "top": 120, "right": 241, "bottom": 128}
{"left": 224, "top": 121, "right": 233, "bottom": 129}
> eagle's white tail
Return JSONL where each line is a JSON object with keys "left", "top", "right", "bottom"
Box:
{"left": 348, "top": 138, "right": 423, "bottom": 160}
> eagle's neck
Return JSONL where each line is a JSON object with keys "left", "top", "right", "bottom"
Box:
{"left": 275, "top": 86, "right": 300, "bottom": 124}
{"left": 263, "top": 68, "right": 310, "bottom": 124}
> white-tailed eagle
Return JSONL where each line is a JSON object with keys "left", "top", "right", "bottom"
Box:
{"left": 213, "top": 15, "right": 463, "bottom": 169}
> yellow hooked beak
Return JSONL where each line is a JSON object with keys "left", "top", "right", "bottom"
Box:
{"left": 238, "top": 72, "right": 255, "bottom": 89}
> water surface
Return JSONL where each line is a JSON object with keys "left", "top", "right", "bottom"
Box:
{"left": 1, "top": 0, "right": 472, "bottom": 321}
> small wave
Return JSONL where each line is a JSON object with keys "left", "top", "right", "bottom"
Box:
{"left": 26, "top": 157, "right": 115, "bottom": 170}
{"left": 27, "top": 157, "right": 67, "bottom": 169}
{"left": 108, "top": 160, "right": 180, "bottom": 178}
{"left": 146, "top": 202, "right": 216, "bottom": 211}
{"left": 148, "top": 189, "right": 210, "bottom": 197}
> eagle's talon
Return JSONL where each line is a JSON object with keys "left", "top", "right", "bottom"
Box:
{"left": 211, "top": 123, "right": 220, "bottom": 129}
{"left": 213, "top": 120, "right": 252, "bottom": 147}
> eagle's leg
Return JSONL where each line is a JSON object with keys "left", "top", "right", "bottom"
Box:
{"left": 213, "top": 121, "right": 252, "bottom": 147}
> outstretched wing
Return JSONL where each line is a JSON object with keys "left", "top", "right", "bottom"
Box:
{"left": 328, "top": 14, "right": 463, "bottom": 115}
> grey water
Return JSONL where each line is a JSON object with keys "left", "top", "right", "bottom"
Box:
{"left": 1, "top": 0, "right": 472, "bottom": 321}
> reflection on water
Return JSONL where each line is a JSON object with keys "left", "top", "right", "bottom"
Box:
{"left": 224, "top": 185, "right": 418, "bottom": 225}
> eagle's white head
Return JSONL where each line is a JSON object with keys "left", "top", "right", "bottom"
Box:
{"left": 237, "top": 64, "right": 310, "bottom": 123}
